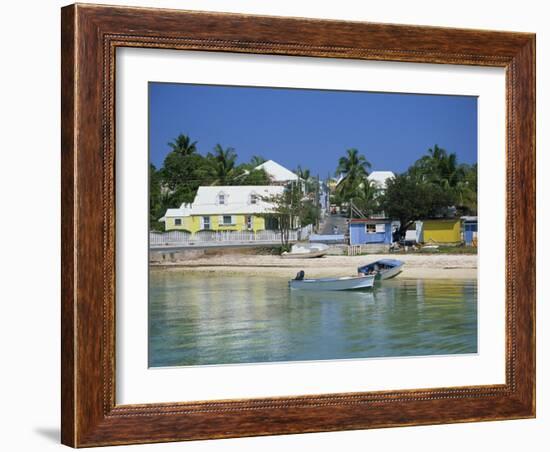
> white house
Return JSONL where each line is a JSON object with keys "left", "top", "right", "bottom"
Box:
{"left": 335, "top": 170, "right": 395, "bottom": 190}
{"left": 255, "top": 160, "right": 300, "bottom": 185}
{"left": 160, "top": 185, "right": 284, "bottom": 232}
{"left": 367, "top": 171, "right": 395, "bottom": 189}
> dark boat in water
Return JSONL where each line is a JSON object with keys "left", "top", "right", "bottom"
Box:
{"left": 357, "top": 259, "right": 404, "bottom": 280}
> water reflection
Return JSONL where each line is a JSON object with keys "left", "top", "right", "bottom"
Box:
{"left": 149, "top": 272, "right": 477, "bottom": 367}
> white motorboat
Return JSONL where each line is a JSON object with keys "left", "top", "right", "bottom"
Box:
{"left": 289, "top": 271, "right": 375, "bottom": 291}
{"left": 281, "top": 243, "right": 329, "bottom": 259}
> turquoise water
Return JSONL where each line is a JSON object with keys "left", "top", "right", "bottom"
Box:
{"left": 148, "top": 272, "right": 477, "bottom": 367}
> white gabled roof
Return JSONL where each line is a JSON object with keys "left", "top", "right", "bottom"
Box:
{"left": 335, "top": 170, "right": 395, "bottom": 189}
{"left": 368, "top": 171, "right": 395, "bottom": 189}
{"left": 255, "top": 160, "right": 299, "bottom": 182}
{"left": 163, "top": 185, "right": 285, "bottom": 217}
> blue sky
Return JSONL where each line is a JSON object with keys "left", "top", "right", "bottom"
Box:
{"left": 149, "top": 82, "right": 477, "bottom": 176}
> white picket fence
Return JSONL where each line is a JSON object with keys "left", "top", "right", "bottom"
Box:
{"left": 150, "top": 224, "right": 313, "bottom": 247}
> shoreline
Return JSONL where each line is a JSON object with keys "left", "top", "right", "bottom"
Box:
{"left": 151, "top": 254, "right": 477, "bottom": 279}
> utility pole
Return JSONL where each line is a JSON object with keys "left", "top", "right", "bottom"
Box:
{"left": 327, "top": 171, "right": 331, "bottom": 216}
{"left": 315, "top": 174, "right": 320, "bottom": 232}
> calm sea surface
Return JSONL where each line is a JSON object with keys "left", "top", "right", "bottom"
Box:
{"left": 149, "top": 272, "right": 477, "bottom": 367}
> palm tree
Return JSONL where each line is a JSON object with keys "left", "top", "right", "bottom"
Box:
{"left": 208, "top": 144, "right": 238, "bottom": 184}
{"left": 354, "top": 178, "right": 378, "bottom": 216}
{"left": 336, "top": 148, "right": 371, "bottom": 202}
{"left": 455, "top": 163, "right": 477, "bottom": 214}
{"left": 168, "top": 134, "right": 198, "bottom": 156}
{"left": 414, "top": 145, "right": 464, "bottom": 189}
{"left": 295, "top": 165, "right": 311, "bottom": 181}
{"left": 410, "top": 144, "right": 478, "bottom": 214}
{"left": 250, "top": 155, "right": 266, "bottom": 167}
{"left": 296, "top": 165, "right": 316, "bottom": 195}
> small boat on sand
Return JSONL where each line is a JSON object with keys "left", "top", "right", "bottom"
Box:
{"left": 281, "top": 243, "right": 329, "bottom": 259}
{"left": 289, "top": 270, "right": 375, "bottom": 291}
{"left": 357, "top": 259, "right": 404, "bottom": 280}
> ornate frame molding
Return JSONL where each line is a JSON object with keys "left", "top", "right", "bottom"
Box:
{"left": 61, "top": 4, "right": 535, "bottom": 447}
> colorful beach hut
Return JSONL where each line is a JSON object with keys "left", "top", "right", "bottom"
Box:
{"left": 417, "top": 219, "right": 462, "bottom": 244}
{"left": 349, "top": 219, "right": 393, "bottom": 251}
{"left": 461, "top": 216, "right": 478, "bottom": 246}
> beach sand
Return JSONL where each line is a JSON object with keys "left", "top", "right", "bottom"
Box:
{"left": 151, "top": 253, "right": 477, "bottom": 279}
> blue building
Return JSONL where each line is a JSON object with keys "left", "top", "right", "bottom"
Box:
{"left": 461, "top": 216, "right": 478, "bottom": 246}
{"left": 349, "top": 219, "right": 393, "bottom": 249}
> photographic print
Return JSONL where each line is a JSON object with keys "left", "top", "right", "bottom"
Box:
{"left": 148, "top": 83, "right": 478, "bottom": 368}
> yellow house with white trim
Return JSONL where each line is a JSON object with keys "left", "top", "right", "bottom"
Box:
{"left": 160, "top": 185, "right": 284, "bottom": 233}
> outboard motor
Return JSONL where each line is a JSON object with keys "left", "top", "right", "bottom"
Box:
{"left": 294, "top": 270, "right": 305, "bottom": 281}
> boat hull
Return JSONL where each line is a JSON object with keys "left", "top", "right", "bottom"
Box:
{"left": 281, "top": 250, "right": 328, "bottom": 259}
{"left": 289, "top": 275, "right": 375, "bottom": 291}
{"left": 376, "top": 265, "right": 403, "bottom": 280}
{"left": 282, "top": 243, "right": 329, "bottom": 259}
{"left": 357, "top": 259, "right": 404, "bottom": 280}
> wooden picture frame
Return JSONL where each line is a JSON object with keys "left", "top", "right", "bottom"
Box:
{"left": 61, "top": 3, "right": 535, "bottom": 447}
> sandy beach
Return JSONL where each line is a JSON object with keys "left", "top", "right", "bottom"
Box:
{"left": 151, "top": 253, "right": 477, "bottom": 279}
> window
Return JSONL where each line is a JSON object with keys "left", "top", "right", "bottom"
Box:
{"left": 222, "top": 215, "right": 233, "bottom": 225}
{"left": 246, "top": 215, "right": 253, "bottom": 229}
{"left": 174, "top": 218, "right": 182, "bottom": 226}
{"left": 366, "top": 223, "right": 385, "bottom": 233}
{"left": 218, "top": 193, "right": 225, "bottom": 205}
{"left": 202, "top": 216, "right": 210, "bottom": 229}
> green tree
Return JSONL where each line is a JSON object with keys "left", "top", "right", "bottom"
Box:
{"left": 335, "top": 148, "right": 371, "bottom": 203}
{"left": 149, "top": 164, "right": 164, "bottom": 230}
{"left": 330, "top": 189, "right": 345, "bottom": 209}
{"left": 207, "top": 144, "right": 238, "bottom": 184}
{"left": 352, "top": 178, "right": 379, "bottom": 217}
{"left": 410, "top": 145, "right": 465, "bottom": 193}
{"left": 299, "top": 200, "right": 320, "bottom": 228}
{"left": 262, "top": 182, "right": 305, "bottom": 251}
{"left": 238, "top": 155, "right": 267, "bottom": 172}
{"left": 160, "top": 134, "right": 213, "bottom": 210}
{"left": 409, "top": 145, "right": 477, "bottom": 215}
{"left": 295, "top": 165, "right": 311, "bottom": 181}
{"left": 167, "top": 133, "right": 198, "bottom": 156}
{"left": 456, "top": 163, "right": 477, "bottom": 214}
{"left": 296, "top": 165, "right": 317, "bottom": 194}
{"left": 237, "top": 167, "right": 272, "bottom": 185}
{"left": 249, "top": 155, "right": 266, "bottom": 167}
{"left": 161, "top": 152, "right": 211, "bottom": 201}
{"left": 380, "top": 174, "right": 454, "bottom": 239}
